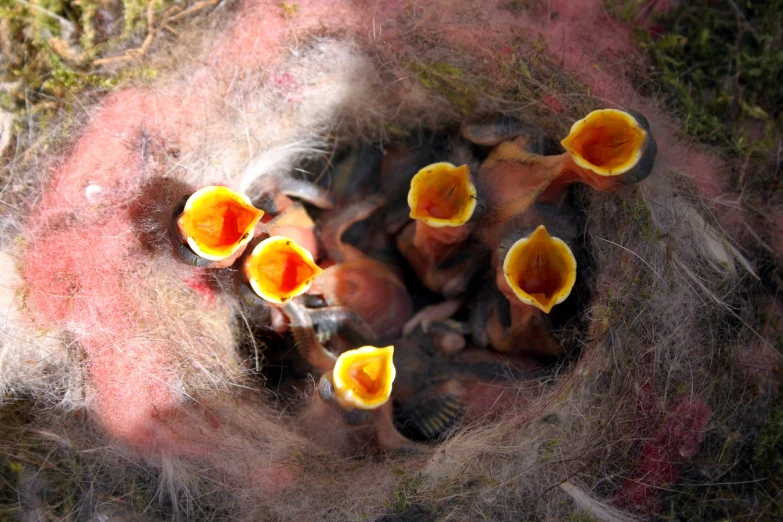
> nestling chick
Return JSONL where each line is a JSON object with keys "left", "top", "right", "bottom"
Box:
{"left": 461, "top": 114, "right": 545, "bottom": 148}
{"left": 288, "top": 297, "right": 532, "bottom": 449}
{"left": 283, "top": 299, "right": 416, "bottom": 452}
{"left": 321, "top": 145, "right": 384, "bottom": 206}
{"left": 392, "top": 322, "right": 532, "bottom": 441}
{"left": 249, "top": 170, "right": 335, "bottom": 215}
{"left": 471, "top": 216, "right": 577, "bottom": 357}
{"left": 254, "top": 173, "right": 334, "bottom": 258}
{"left": 378, "top": 139, "right": 444, "bottom": 234}
{"left": 310, "top": 196, "right": 413, "bottom": 343}
{"left": 241, "top": 236, "right": 323, "bottom": 305}
{"left": 229, "top": 176, "right": 331, "bottom": 331}
{"left": 396, "top": 162, "right": 482, "bottom": 297}
{"left": 172, "top": 186, "right": 265, "bottom": 268}
{"left": 235, "top": 227, "right": 323, "bottom": 335}
{"left": 475, "top": 109, "right": 657, "bottom": 246}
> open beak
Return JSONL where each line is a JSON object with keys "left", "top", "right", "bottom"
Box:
{"left": 408, "top": 162, "right": 477, "bottom": 228}
{"left": 502, "top": 225, "right": 577, "bottom": 313}
{"left": 243, "top": 236, "right": 323, "bottom": 305}
{"left": 561, "top": 109, "right": 656, "bottom": 184}
{"left": 332, "top": 346, "right": 396, "bottom": 410}
{"left": 176, "top": 186, "right": 264, "bottom": 262}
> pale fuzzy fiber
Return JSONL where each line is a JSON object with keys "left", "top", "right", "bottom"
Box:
{"left": 0, "top": 251, "right": 75, "bottom": 402}
{"left": 0, "top": 0, "right": 772, "bottom": 520}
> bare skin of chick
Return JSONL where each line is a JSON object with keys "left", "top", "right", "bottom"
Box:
{"left": 391, "top": 322, "right": 534, "bottom": 440}
{"left": 396, "top": 220, "right": 481, "bottom": 297}
{"left": 310, "top": 195, "right": 413, "bottom": 343}
{"left": 173, "top": 176, "right": 331, "bottom": 268}
{"left": 471, "top": 217, "right": 577, "bottom": 357}
{"left": 282, "top": 299, "right": 418, "bottom": 453}
{"left": 474, "top": 110, "right": 656, "bottom": 245}
{"left": 226, "top": 178, "right": 333, "bottom": 333}
{"left": 254, "top": 174, "right": 333, "bottom": 259}
{"left": 470, "top": 284, "right": 564, "bottom": 357}
{"left": 285, "top": 299, "right": 533, "bottom": 450}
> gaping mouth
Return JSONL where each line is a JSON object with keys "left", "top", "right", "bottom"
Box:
{"left": 408, "top": 162, "right": 477, "bottom": 228}
{"left": 332, "top": 346, "right": 396, "bottom": 410}
{"left": 243, "top": 236, "right": 323, "bottom": 305}
{"left": 561, "top": 109, "right": 648, "bottom": 177}
{"left": 503, "top": 225, "right": 577, "bottom": 313}
{"left": 177, "top": 186, "right": 265, "bottom": 261}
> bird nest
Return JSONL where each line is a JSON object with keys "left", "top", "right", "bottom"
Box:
{"left": 0, "top": 1, "right": 772, "bottom": 520}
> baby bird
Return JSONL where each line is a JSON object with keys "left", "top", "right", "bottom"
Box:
{"left": 461, "top": 114, "right": 545, "bottom": 148}
{"left": 172, "top": 186, "right": 265, "bottom": 268}
{"left": 470, "top": 206, "right": 578, "bottom": 357}
{"left": 396, "top": 162, "right": 482, "bottom": 297}
{"left": 391, "top": 322, "right": 530, "bottom": 441}
{"left": 474, "top": 109, "right": 657, "bottom": 247}
{"left": 308, "top": 195, "right": 413, "bottom": 343}
{"left": 283, "top": 299, "right": 415, "bottom": 452}
{"left": 285, "top": 300, "right": 531, "bottom": 450}
{"left": 172, "top": 174, "right": 333, "bottom": 268}
{"left": 252, "top": 171, "right": 335, "bottom": 259}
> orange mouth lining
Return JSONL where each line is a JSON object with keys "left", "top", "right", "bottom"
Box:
{"left": 244, "top": 237, "right": 322, "bottom": 304}
{"left": 515, "top": 248, "right": 565, "bottom": 304}
{"left": 185, "top": 199, "right": 257, "bottom": 248}
{"left": 409, "top": 163, "right": 476, "bottom": 226}
{"left": 333, "top": 346, "right": 396, "bottom": 410}
{"left": 348, "top": 359, "right": 386, "bottom": 398}
{"left": 179, "top": 187, "right": 264, "bottom": 259}
{"left": 503, "top": 226, "right": 577, "bottom": 313}
{"left": 562, "top": 110, "right": 646, "bottom": 175}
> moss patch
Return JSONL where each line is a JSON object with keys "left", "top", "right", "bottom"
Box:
{"left": 633, "top": 0, "right": 782, "bottom": 161}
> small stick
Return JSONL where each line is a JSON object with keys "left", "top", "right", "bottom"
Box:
{"left": 94, "top": 0, "right": 221, "bottom": 66}
{"left": 167, "top": 0, "right": 222, "bottom": 23}
{"left": 13, "top": 0, "right": 75, "bottom": 33}
{"left": 94, "top": 0, "right": 157, "bottom": 65}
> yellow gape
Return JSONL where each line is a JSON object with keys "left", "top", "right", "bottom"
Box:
{"left": 332, "top": 346, "right": 396, "bottom": 410}
{"left": 177, "top": 186, "right": 264, "bottom": 261}
{"left": 243, "top": 236, "right": 323, "bottom": 305}
{"left": 503, "top": 225, "right": 577, "bottom": 314}
{"left": 408, "top": 162, "right": 477, "bottom": 228}
{"left": 561, "top": 109, "right": 649, "bottom": 177}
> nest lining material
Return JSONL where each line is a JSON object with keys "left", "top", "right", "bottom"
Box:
{"left": 0, "top": 1, "right": 766, "bottom": 520}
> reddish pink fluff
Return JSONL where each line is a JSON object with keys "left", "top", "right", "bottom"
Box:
{"left": 22, "top": 91, "right": 220, "bottom": 451}
{"left": 184, "top": 272, "right": 219, "bottom": 306}
{"left": 617, "top": 395, "right": 712, "bottom": 509}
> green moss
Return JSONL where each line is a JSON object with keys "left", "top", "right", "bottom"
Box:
{"left": 538, "top": 438, "right": 561, "bottom": 463}
{"left": 121, "top": 0, "right": 166, "bottom": 36}
{"left": 633, "top": 0, "right": 782, "bottom": 159}
{"left": 605, "top": 0, "right": 647, "bottom": 23}
{"left": 280, "top": 2, "right": 299, "bottom": 17}
{"left": 406, "top": 61, "right": 478, "bottom": 112}
{"left": 389, "top": 470, "right": 423, "bottom": 512}
{"left": 623, "top": 196, "right": 657, "bottom": 241}
{"left": 567, "top": 510, "right": 600, "bottom": 522}
{"left": 505, "top": 0, "right": 546, "bottom": 13}
{"left": 500, "top": 35, "right": 596, "bottom": 136}
{"left": 385, "top": 122, "right": 411, "bottom": 138}
{"left": 0, "top": 0, "right": 174, "bottom": 162}
{"left": 753, "top": 397, "right": 783, "bottom": 519}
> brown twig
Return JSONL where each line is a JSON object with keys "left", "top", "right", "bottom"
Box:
{"left": 167, "top": 0, "right": 221, "bottom": 23}
{"left": 93, "top": 0, "right": 222, "bottom": 66}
